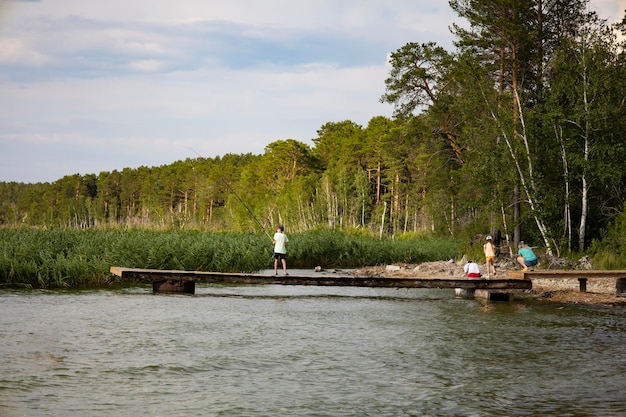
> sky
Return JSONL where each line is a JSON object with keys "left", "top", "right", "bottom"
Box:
{"left": 0, "top": 0, "right": 624, "bottom": 183}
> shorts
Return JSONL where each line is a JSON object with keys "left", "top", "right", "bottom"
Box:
{"left": 485, "top": 256, "right": 495, "bottom": 263}
{"left": 524, "top": 258, "right": 538, "bottom": 267}
{"left": 467, "top": 273, "right": 482, "bottom": 279}
{"left": 274, "top": 252, "right": 287, "bottom": 260}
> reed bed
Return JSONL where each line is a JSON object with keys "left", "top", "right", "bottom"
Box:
{"left": 0, "top": 228, "right": 460, "bottom": 289}
{"left": 290, "top": 230, "right": 459, "bottom": 267}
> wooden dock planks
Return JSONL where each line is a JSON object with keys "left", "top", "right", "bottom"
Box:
{"left": 507, "top": 269, "right": 626, "bottom": 280}
{"left": 110, "top": 267, "right": 532, "bottom": 290}
{"left": 507, "top": 269, "right": 626, "bottom": 295}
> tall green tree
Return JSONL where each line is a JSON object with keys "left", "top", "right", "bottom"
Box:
{"left": 381, "top": 42, "right": 472, "bottom": 236}
{"left": 311, "top": 121, "right": 367, "bottom": 229}
{"left": 448, "top": 0, "right": 593, "bottom": 254}
{"left": 381, "top": 42, "right": 462, "bottom": 161}
{"left": 544, "top": 13, "right": 626, "bottom": 251}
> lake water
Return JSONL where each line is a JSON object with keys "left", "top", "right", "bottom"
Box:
{"left": 1, "top": 283, "right": 625, "bottom": 417}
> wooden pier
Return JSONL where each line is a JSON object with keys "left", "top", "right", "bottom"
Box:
{"left": 508, "top": 269, "right": 626, "bottom": 296}
{"left": 110, "top": 266, "right": 626, "bottom": 297}
{"left": 110, "top": 266, "right": 532, "bottom": 295}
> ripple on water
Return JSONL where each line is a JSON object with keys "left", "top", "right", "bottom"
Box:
{"left": 0, "top": 288, "right": 625, "bottom": 416}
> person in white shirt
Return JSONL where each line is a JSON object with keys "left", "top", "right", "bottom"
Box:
{"left": 463, "top": 260, "right": 482, "bottom": 279}
{"left": 273, "top": 225, "right": 289, "bottom": 275}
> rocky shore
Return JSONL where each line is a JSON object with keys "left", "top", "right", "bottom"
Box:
{"left": 353, "top": 260, "right": 626, "bottom": 309}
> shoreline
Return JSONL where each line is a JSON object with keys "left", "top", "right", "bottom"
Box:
{"left": 528, "top": 287, "right": 626, "bottom": 308}
{"left": 353, "top": 262, "right": 626, "bottom": 309}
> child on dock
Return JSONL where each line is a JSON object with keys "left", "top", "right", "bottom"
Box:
{"left": 464, "top": 260, "right": 482, "bottom": 279}
{"left": 483, "top": 235, "right": 496, "bottom": 278}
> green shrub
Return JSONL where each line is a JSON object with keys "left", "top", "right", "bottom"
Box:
{"left": 0, "top": 227, "right": 461, "bottom": 288}
{"left": 589, "top": 205, "right": 626, "bottom": 269}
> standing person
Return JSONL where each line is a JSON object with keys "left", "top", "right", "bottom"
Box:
{"left": 483, "top": 235, "right": 496, "bottom": 278}
{"left": 273, "top": 225, "right": 289, "bottom": 275}
{"left": 516, "top": 241, "right": 538, "bottom": 271}
{"left": 464, "top": 260, "right": 482, "bottom": 279}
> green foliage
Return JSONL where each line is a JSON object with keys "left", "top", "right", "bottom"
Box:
{"left": 0, "top": 228, "right": 461, "bottom": 288}
{"left": 290, "top": 230, "right": 459, "bottom": 267}
{"left": 0, "top": 1, "right": 624, "bottom": 257}
{"left": 589, "top": 206, "right": 626, "bottom": 269}
{"left": 380, "top": 42, "right": 453, "bottom": 118}
{"left": 0, "top": 228, "right": 113, "bottom": 288}
{"left": 458, "top": 239, "right": 488, "bottom": 266}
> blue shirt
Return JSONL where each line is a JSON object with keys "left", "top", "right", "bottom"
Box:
{"left": 518, "top": 247, "right": 537, "bottom": 261}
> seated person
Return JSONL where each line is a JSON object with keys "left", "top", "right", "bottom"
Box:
{"left": 464, "top": 260, "right": 482, "bottom": 279}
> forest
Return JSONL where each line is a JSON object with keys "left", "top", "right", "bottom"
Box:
{"left": 1, "top": 0, "right": 626, "bottom": 261}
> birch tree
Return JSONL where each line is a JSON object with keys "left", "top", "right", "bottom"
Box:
{"left": 544, "top": 14, "right": 624, "bottom": 251}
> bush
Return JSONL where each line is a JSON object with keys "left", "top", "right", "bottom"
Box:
{"left": 589, "top": 205, "right": 626, "bottom": 269}
{"left": 0, "top": 227, "right": 461, "bottom": 288}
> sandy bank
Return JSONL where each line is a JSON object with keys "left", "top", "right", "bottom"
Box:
{"left": 353, "top": 261, "right": 626, "bottom": 308}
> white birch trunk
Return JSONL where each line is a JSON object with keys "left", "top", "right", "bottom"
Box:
{"left": 556, "top": 124, "right": 572, "bottom": 252}
{"left": 578, "top": 55, "right": 591, "bottom": 253}
{"left": 482, "top": 87, "right": 555, "bottom": 255}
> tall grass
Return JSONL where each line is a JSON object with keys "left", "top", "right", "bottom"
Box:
{"left": 289, "top": 230, "right": 458, "bottom": 267}
{"left": 0, "top": 227, "right": 461, "bottom": 289}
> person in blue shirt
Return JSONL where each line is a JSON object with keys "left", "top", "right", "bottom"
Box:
{"left": 516, "top": 241, "right": 538, "bottom": 271}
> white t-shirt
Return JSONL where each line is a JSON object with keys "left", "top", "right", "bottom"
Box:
{"left": 273, "top": 232, "right": 288, "bottom": 254}
{"left": 464, "top": 262, "right": 481, "bottom": 275}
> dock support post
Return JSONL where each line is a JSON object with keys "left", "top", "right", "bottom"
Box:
{"left": 617, "top": 278, "right": 626, "bottom": 297}
{"left": 455, "top": 288, "right": 514, "bottom": 301}
{"left": 577, "top": 278, "right": 587, "bottom": 292}
{"left": 454, "top": 288, "right": 475, "bottom": 298}
{"left": 475, "top": 290, "right": 514, "bottom": 301}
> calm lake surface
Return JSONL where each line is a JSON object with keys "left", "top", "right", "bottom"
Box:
{"left": 1, "top": 282, "right": 625, "bottom": 417}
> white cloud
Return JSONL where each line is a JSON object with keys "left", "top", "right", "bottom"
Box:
{"left": 0, "top": 56, "right": 391, "bottom": 182}
{"left": 0, "top": 37, "right": 48, "bottom": 66}
{"left": 592, "top": 0, "right": 626, "bottom": 23}
{"left": 128, "top": 59, "right": 166, "bottom": 72}
{"left": 114, "top": 38, "right": 165, "bottom": 55}
{"left": 0, "top": 0, "right": 620, "bottom": 183}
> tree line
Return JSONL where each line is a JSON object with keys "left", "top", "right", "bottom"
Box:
{"left": 1, "top": 0, "right": 625, "bottom": 257}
